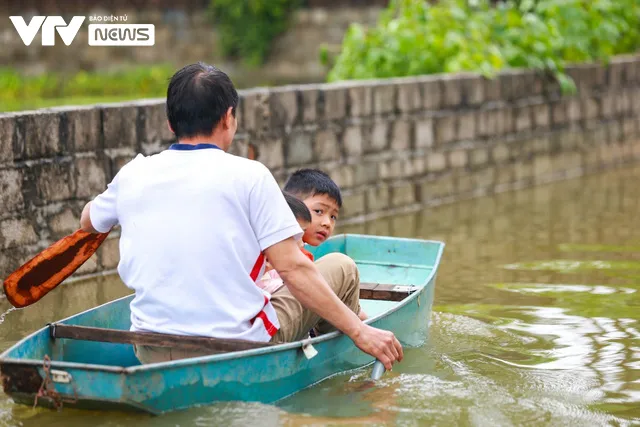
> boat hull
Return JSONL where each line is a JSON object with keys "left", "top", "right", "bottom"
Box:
{"left": 0, "top": 234, "right": 443, "bottom": 414}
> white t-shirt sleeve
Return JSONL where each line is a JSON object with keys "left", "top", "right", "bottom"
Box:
{"left": 249, "top": 165, "right": 303, "bottom": 251}
{"left": 89, "top": 173, "right": 119, "bottom": 233}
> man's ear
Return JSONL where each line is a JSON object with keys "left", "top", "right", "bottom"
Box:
{"left": 223, "top": 107, "right": 234, "bottom": 129}
{"left": 167, "top": 120, "right": 174, "bottom": 134}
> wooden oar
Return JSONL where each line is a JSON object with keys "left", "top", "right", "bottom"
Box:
{"left": 3, "top": 229, "right": 110, "bottom": 308}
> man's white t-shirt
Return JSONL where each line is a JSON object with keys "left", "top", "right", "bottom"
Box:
{"left": 89, "top": 143, "right": 302, "bottom": 342}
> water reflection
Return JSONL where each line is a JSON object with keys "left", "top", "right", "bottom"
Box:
{"left": 341, "top": 165, "right": 640, "bottom": 425}
{"left": 0, "top": 165, "right": 639, "bottom": 425}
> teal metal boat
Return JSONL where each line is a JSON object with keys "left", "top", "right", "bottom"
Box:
{"left": 0, "top": 234, "right": 444, "bottom": 415}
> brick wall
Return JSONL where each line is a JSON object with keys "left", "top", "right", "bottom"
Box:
{"left": 1, "top": 55, "right": 640, "bottom": 283}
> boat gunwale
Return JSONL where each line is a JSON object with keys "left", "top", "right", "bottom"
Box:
{"left": 0, "top": 234, "right": 445, "bottom": 374}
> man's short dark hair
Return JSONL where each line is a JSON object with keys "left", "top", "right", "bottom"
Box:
{"left": 283, "top": 192, "right": 312, "bottom": 223}
{"left": 166, "top": 62, "right": 239, "bottom": 139}
{"left": 283, "top": 169, "right": 342, "bottom": 208}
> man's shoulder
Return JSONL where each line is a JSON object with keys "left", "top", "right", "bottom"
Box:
{"left": 112, "top": 153, "right": 147, "bottom": 179}
{"left": 226, "top": 153, "right": 267, "bottom": 167}
{"left": 226, "top": 154, "right": 272, "bottom": 177}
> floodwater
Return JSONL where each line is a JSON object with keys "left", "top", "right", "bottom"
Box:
{"left": 1, "top": 165, "right": 639, "bottom": 426}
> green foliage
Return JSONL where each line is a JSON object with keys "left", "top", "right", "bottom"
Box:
{"left": 0, "top": 65, "right": 174, "bottom": 112}
{"left": 208, "top": 0, "right": 301, "bottom": 67}
{"left": 326, "top": 0, "right": 640, "bottom": 91}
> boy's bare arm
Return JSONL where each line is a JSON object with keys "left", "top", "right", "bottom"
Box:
{"left": 264, "top": 237, "right": 403, "bottom": 370}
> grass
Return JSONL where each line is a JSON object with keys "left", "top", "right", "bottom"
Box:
{"left": 0, "top": 65, "right": 173, "bottom": 113}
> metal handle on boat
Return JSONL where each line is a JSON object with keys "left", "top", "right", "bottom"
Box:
{"left": 50, "top": 369, "right": 72, "bottom": 384}
{"left": 370, "top": 360, "right": 385, "bottom": 380}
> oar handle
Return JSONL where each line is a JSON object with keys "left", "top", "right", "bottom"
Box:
{"left": 370, "top": 359, "right": 386, "bottom": 380}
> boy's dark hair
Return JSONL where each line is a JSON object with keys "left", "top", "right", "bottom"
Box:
{"left": 283, "top": 169, "right": 342, "bottom": 208}
{"left": 283, "top": 192, "right": 312, "bottom": 223}
{"left": 166, "top": 62, "right": 239, "bottom": 139}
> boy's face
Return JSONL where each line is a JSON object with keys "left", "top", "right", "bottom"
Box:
{"left": 301, "top": 194, "right": 340, "bottom": 246}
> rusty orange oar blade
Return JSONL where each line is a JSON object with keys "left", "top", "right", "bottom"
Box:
{"left": 3, "top": 230, "right": 110, "bottom": 308}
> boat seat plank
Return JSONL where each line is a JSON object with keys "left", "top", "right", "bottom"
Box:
{"left": 359, "top": 283, "right": 417, "bottom": 301}
{"left": 50, "top": 324, "right": 274, "bottom": 353}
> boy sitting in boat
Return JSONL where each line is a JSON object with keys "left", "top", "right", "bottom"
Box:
{"left": 256, "top": 192, "right": 314, "bottom": 295}
{"left": 283, "top": 169, "right": 368, "bottom": 321}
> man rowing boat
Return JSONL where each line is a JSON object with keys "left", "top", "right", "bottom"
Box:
{"left": 79, "top": 62, "right": 403, "bottom": 369}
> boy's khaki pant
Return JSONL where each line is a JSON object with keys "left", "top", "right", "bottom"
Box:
{"left": 134, "top": 253, "right": 361, "bottom": 364}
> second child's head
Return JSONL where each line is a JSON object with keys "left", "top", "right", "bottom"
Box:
{"left": 283, "top": 192, "right": 312, "bottom": 248}
{"left": 283, "top": 169, "right": 342, "bottom": 246}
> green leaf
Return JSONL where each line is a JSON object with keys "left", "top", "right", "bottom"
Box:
{"left": 326, "top": 0, "right": 640, "bottom": 83}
